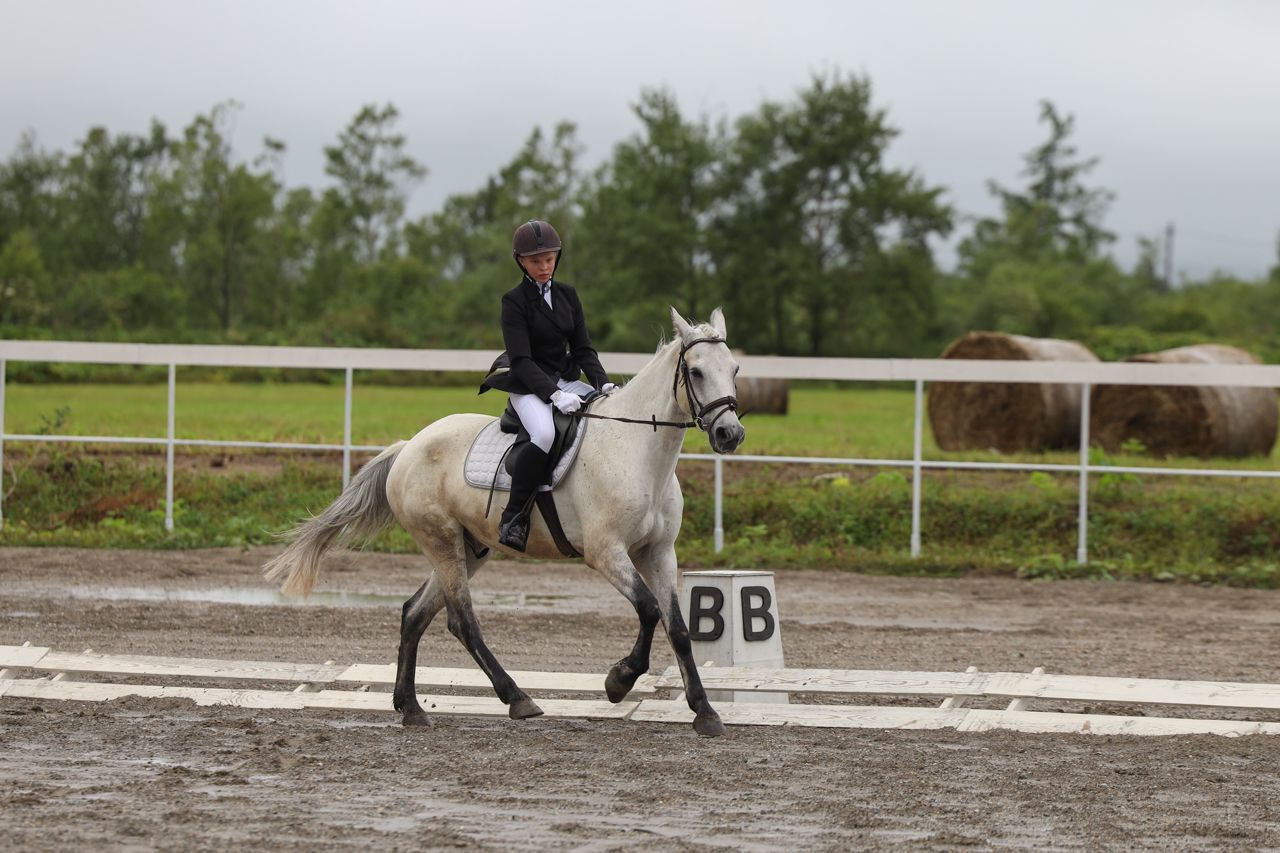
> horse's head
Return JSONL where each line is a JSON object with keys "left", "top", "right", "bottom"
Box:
{"left": 670, "top": 306, "right": 746, "bottom": 455}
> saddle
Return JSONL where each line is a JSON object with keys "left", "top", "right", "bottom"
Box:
{"left": 463, "top": 392, "right": 601, "bottom": 559}
{"left": 463, "top": 393, "right": 598, "bottom": 492}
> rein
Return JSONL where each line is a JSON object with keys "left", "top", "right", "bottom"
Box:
{"left": 570, "top": 336, "right": 751, "bottom": 433}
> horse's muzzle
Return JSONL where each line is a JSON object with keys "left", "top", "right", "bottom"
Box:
{"left": 711, "top": 422, "right": 746, "bottom": 454}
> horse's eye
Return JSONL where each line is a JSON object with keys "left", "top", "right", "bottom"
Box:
{"left": 690, "top": 368, "right": 703, "bottom": 380}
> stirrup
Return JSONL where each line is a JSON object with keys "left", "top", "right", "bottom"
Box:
{"left": 498, "top": 513, "right": 531, "bottom": 552}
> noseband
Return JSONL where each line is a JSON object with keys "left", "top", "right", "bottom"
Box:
{"left": 674, "top": 336, "right": 741, "bottom": 434}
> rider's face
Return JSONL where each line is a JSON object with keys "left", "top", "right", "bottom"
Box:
{"left": 519, "top": 251, "right": 557, "bottom": 284}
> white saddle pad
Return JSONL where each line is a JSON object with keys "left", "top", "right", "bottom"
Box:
{"left": 463, "top": 417, "right": 588, "bottom": 492}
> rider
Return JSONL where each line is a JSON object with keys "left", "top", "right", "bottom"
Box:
{"left": 479, "top": 219, "right": 616, "bottom": 552}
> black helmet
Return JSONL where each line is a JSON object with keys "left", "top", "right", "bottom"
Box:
{"left": 512, "top": 220, "right": 562, "bottom": 257}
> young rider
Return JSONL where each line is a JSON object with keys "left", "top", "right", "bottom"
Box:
{"left": 479, "top": 220, "right": 616, "bottom": 552}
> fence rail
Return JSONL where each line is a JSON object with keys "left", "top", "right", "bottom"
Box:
{"left": 3, "top": 340, "right": 1279, "bottom": 561}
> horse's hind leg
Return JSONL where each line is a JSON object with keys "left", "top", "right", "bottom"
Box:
{"left": 395, "top": 531, "right": 494, "bottom": 726}
{"left": 394, "top": 575, "right": 445, "bottom": 726}
{"left": 591, "top": 544, "right": 662, "bottom": 703}
{"left": 404, "top": 521, "right": 542, "bottom": 721}
{"left": 443, "top": 584, "right": 542, "bottom": 719}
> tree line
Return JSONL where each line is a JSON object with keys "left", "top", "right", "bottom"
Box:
{"left": 2, "top": 71, "right": 1279, "bottom": 366}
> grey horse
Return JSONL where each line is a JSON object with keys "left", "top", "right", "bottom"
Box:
{"left": 264, "top": 308, "right": 746, "bottom": 737}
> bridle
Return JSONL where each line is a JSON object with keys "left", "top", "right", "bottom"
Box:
{"left": 673, "top": 336, "right": 743, "bottom": 433}
{"left": 572, "top": 335, "right": 748, "bottom": 433}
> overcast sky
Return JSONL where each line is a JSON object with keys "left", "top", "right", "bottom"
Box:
{"left": 2, "top": 0, "right": 1278, "bottom": 280}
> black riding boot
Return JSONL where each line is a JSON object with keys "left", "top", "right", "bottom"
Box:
{"left": 498, "top": 443, "right": 550, "bottom": 552}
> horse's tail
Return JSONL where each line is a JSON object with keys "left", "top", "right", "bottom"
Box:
{"left": 262, "top": 441, "right": 406, "bottom": 597}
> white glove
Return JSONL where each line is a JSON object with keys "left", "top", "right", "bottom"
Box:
{"left": 551, "top": 390, "right": 582, "bottom": 414}
{"left": 602, "top": 383, "right": 618, "bottom": 393}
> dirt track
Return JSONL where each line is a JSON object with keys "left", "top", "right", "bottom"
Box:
{"left": 4, "top": 546, "right": 1280, "bottom": 851}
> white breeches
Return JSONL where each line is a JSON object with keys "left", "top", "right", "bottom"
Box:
{"left": 509, "top": 378, "right": 595, "bottom": 453}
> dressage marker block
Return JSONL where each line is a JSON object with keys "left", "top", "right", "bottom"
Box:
{"left": 681, "top": 570, "right": 787, "bottom": 703}
{"left": 7, "top": 643, "right": 1280, "bottom": 737}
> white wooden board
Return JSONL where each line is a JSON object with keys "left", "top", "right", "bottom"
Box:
{"left": 335, "top": 664, "right": 657, "bottom": 694}
{"left": 307, "top": 689, "right": 640, "bottom": 719}
{"left": 983, "top": 672, "right": 1280, "bottom": 711}
{"left": 0, "top": 679, "right": 312, "bottom": 709}
{"left": 655, "top": 665, "right": 987, "bottom": 697}
{"left": 10, "top": 643, "right": 1280, "bottom": 737}
{"left": 959, "top": 709, "right": 1280, "bottom": 737}
{"left": 31, "top": 651, "right": 347, "bottom": 684}
{"left": 0, "top": 645, "right": 51, "bottom": 669}
{"left": 632, "top": 699, "right": 968, "bottom": 729}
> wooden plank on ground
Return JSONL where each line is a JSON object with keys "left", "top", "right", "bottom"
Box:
{"left": 654, "top": 666, "right": 987, "bottom": 697}
{"left": 0, "top": 678, "right": 312, "bottom": 709}
{"left": 32, "top": 651, "right": 347, "bottom": 684}
{"left": 631, "top": 699, "right": 968, "bottom": 730}
{"left": 335, "top": 664, "right": 657, "bottom": 694}
{"left": 959, "top": 709, "right": 1280, "bottom": 737}
{"left": 306, "top": 689, "right": 639, "bottom": 720}
{"left": 984, "top": 672, "right": 1280, "bottom": 711}
{"left": 0, "top": 645, "right": 51, "bottom": 670}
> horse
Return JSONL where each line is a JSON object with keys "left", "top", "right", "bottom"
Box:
{"left": 263, "top": 307, "right": 746, "bottom": 737}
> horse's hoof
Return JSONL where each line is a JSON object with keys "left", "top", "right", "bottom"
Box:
{"left": 402, "top": 712, "right": 434, "bottom": 728}
{"left": 509, "top": 698, "right": 544, "bottom": 720}
{"left": 605, "top": 665, "right": 639, "bottom": 703}
{"left": 693, "top": 712, "right": 726, "bottom": 738}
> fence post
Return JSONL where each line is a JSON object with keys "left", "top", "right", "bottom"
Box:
{"left": 0, "top": 358, "right": 5, "bottom": 532}
{"left": 911, "top": 378, "right": 923, "bottom": 558}
{"left": 342, "top": 366, "right": 353, "bottom": 492}
{"left": 165, "top": 363, "right": 175, "bottom": 533}
{"left": 1077, "top": 382, "right": 1090, "bottom": 565}
{"left": 714, "top": 455, "right": 724, "bottom": 554}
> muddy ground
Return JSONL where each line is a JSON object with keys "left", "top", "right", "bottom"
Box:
{"left": 3, "top": 547, "right": 1280, "bottom": 851}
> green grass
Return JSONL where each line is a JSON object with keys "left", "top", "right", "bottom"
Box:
{"left": 4, "top": 382, "right": 510, "bottom": 447}
{"left": 4, "top": 382, "right": 1280, "bottom": 585}
{"left": 10, "top": 382, "right": 1280, "bottom": 469}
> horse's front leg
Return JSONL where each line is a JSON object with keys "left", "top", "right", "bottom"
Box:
{"left": 635, "top": 545, "right": 725, "bottom": 738}
{"left": 589, "top": 543, "right": 663, "bottom": 703}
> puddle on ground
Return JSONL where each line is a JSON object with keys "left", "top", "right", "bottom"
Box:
{"left": 63, "top": 586, "right": 572, "bottom": 610}
{"left": 787, "top": 615, "right": 1030, "bottom": 632}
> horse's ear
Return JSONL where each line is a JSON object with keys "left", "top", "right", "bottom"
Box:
{"left": 669, "top": 306, "right": 694, "bottom": 342}
{"left": 709, "top": 307, "right": 726, "bottom": 339}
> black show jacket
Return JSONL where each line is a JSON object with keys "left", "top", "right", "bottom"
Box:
{"left": 479, "top": 275, "right": 609, "bottom": 403}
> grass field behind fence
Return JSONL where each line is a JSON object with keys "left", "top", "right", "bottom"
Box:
{"left": 2, "top": 382, "right": 933, "bottom": 458}
{"left": 9, "top": 381, "right": 1280, "bottom": 467}
{"left": 4, "top": 382, "right": 1280, "bottom": 585}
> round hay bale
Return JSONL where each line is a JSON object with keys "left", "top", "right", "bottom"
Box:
{"left": 735, "top": 376, "right": 789, "bottom": 415}
{"left": 730, "top": 351, "right": 788, "bottom": 415}
{"left": 927, "top": 332, "right": 1099, "bottom": 452}
{"left": 1090, "top": 344, "right": 1277, "bottom": 458}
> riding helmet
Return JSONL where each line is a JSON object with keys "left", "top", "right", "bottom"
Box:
{"left": 512, "top": 220, "right": 562, "bottom": 257}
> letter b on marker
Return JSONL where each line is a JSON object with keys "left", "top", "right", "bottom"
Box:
{"left": 740, "top": 586, "right": 775, "bottom": 641}
{"left": 688, "top": 586, "right": 724, "bottom": 641}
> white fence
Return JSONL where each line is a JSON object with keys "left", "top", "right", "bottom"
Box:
{"left": 3, "top": 339, "right": 1280, "bottom": 563}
